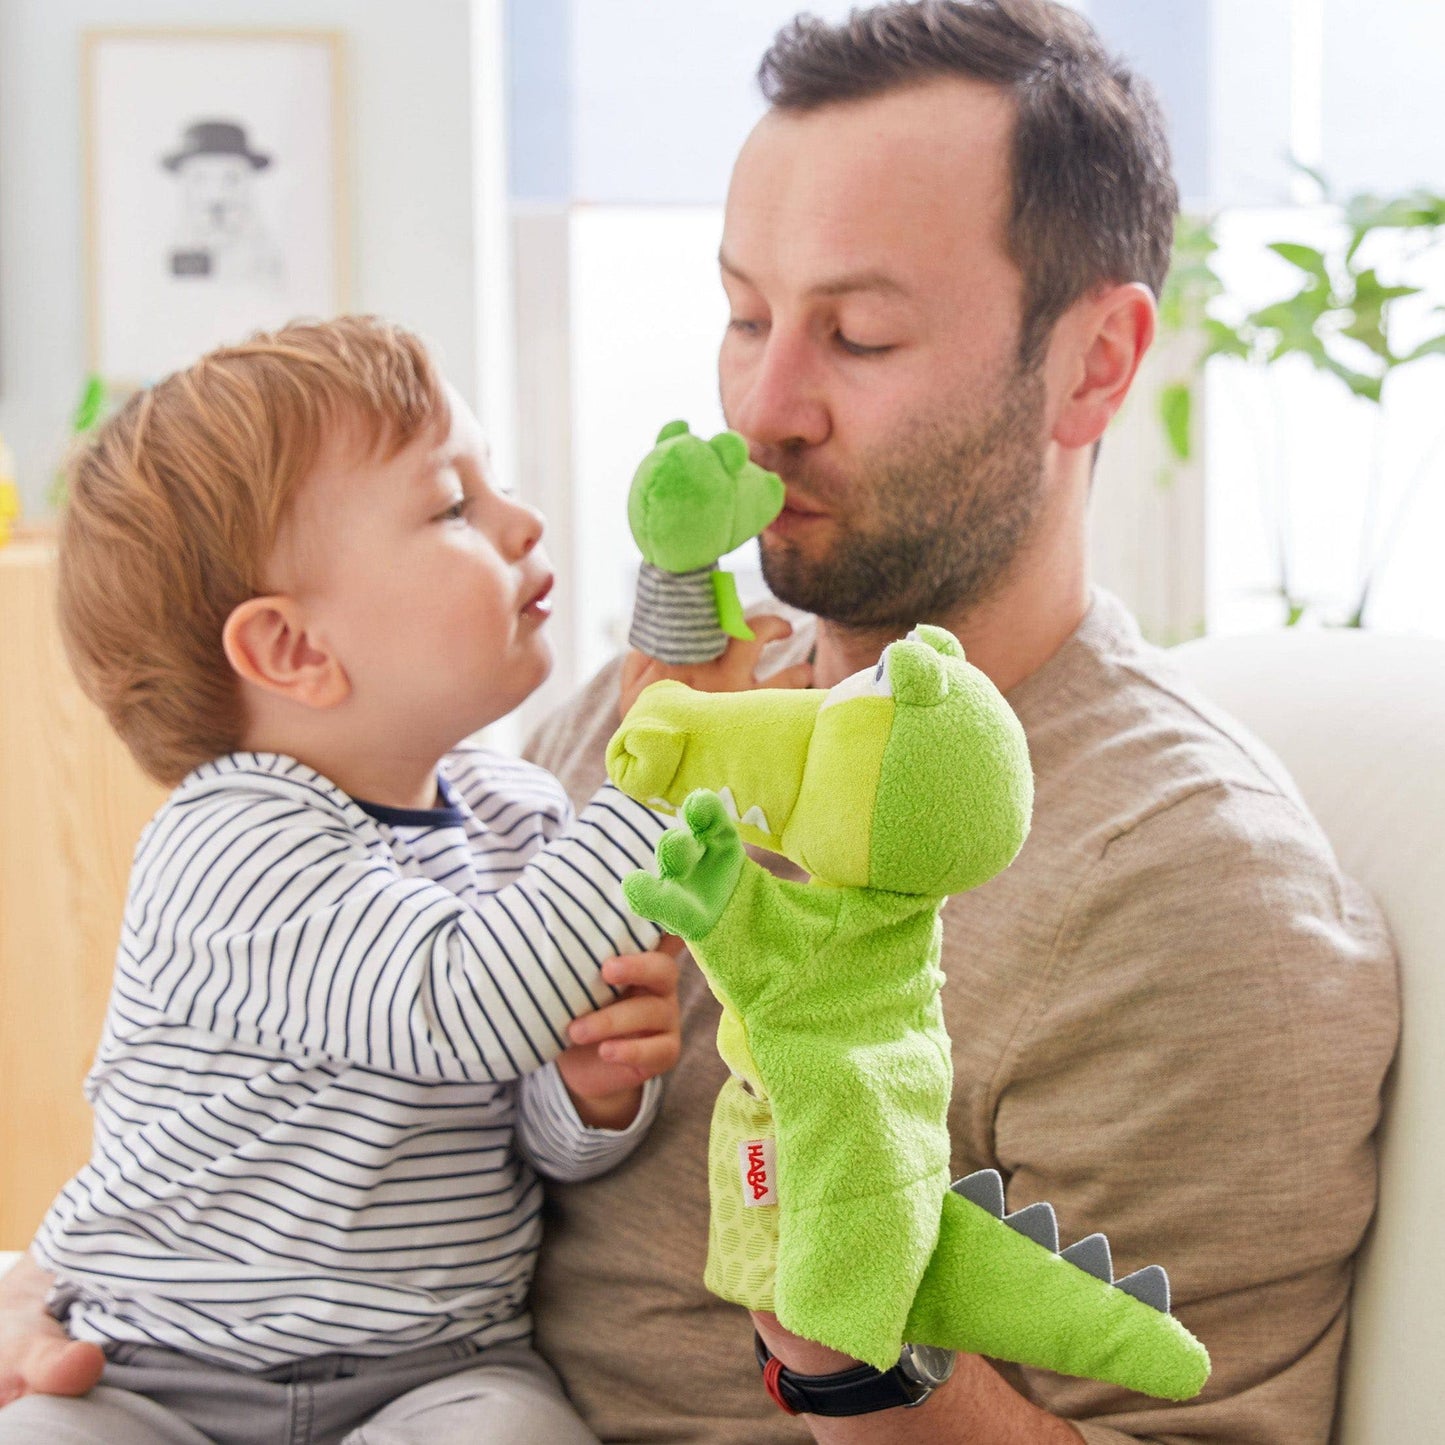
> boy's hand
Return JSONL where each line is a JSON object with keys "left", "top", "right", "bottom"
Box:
{"left": 0, "top": 1256, "right": 105, "bottom": 1406}
{"left": 558, "top": 948, "right": 682, "bottom": 1129}
{"left": 619, "top": 614, "right": 813, "bottom": 719}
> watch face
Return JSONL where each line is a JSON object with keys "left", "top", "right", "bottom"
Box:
{"left": 899, "top": 1342, "right": 956, "bottom": 1390}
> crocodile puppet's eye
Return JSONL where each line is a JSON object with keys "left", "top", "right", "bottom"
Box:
{"left": 818, "top": 653, "right": 895, "bottom": 712}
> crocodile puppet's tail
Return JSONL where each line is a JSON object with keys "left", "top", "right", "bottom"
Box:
{"left": 904, "top": 1171, "right": 1210, "bottom": 1401}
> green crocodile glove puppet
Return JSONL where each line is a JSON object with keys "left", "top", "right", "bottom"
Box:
{"left": 606, "top": 627, "right": 1211, "bottom": 1400}
{"left": 626, "top": 420, "right": 785, "bottom": 663}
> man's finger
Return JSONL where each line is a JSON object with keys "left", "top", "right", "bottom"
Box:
{"left": 619, "top": 650, "right": 664, "bottom": 718}
{"left": 759, "top": 661, "right": 814, "bottom": 691}
{"left": 741, "top": 614, "right": 794, "bottom": 649}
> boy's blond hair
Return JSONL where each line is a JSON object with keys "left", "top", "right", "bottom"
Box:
{"left": 57, "top": 315, "right": 446, "bottom": 786}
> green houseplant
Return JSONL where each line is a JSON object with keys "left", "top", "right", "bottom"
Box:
{"left": 1156, "top": 177, "right": 1445, "bottom": 626}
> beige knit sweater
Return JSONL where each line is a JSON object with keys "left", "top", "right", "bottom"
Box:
{"left": 524, "top": 590, "right": 1398, "bottom": 1445}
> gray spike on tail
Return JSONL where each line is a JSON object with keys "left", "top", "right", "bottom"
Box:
{"left": 1060, "top": 1232, "right": 1113, "bottom": 1282}
{"left": 1003, "top": 1201, "right": 1059, "bottom": 1252}
{"left": 951, "top": 1168, "right": 1004, "bottom": 1218}
{"left": 1116, "top": 1264, "right": 1171, "bottom": 1313}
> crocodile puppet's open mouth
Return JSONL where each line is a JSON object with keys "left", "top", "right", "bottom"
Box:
{"left": 650, "top": 784, "right": 773, "bottom": 838}
{"left": 641, "top": 782, "right": 778, "bottom": 850}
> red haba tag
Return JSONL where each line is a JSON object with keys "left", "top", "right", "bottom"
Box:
{"left": 739, "top": 1137, "right": 777, "bottom": 1206}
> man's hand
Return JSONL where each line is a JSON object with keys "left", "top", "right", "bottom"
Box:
{"left": 750, "top": 1312, "right": 1086, "bottom": 1444}
{"left": 619, "top": 614, "right": 813, "bottom": 719}
{"left": 0, "top": 1255, "right": 104, "bottom": 1407}
{"left": 557, "top": 947, "right": 682, "bottom": 1130}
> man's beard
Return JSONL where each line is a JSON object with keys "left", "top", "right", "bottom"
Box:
{"left": 758, "top": 363, "right": 1048, "bottom": 630}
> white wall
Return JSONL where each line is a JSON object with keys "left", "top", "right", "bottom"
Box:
{"left": 1322, "top": 0, "right": 1445, "bottom": 195}
{"left": 568, "top": 0, "right": 853, "bottom": 206}
{"left": 0, "top": 0, "right": 495, "bottom": 519}
{"left": 569, "top": 207, "right": 731, "bottom": 683}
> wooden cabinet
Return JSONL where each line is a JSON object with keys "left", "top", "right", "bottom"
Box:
{"left": 0, "top": 534, "right": 165, "bottom": 1247}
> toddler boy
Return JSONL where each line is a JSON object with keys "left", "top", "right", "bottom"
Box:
{"left": 5, "top": 316, "right": 684, "bottom": 1445}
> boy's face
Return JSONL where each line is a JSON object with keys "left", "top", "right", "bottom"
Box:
{"left": 276, "top": 385, "right": 554, "bottom": 750}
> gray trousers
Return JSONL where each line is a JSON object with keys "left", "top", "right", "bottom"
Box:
{"left": 0, "top": 1339, "right": 599, "bottom": 1445}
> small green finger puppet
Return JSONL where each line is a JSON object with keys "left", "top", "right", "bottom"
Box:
{"left": 626, "top": 420, "right": 785, "bottom": 663}
{"left": 606, "top": 628, "right": 1211, "bottom": 1401}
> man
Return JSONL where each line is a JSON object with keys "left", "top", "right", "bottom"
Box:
{"left": 524, "top": 4, "right": 1395, "bottom": 1442}
{"left": 0, "top": 3, "right": 1397, "bottom": 1443}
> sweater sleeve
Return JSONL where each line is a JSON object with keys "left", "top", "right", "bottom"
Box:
{"left": 128, "top": 780, "right": 668, "bottom": 1083}
{"left": 991, "top": 784, "right": 1397, "bottom": 1443}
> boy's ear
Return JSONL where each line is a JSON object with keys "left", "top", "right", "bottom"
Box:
{"left": 222, "top": 596, "right": 350, "bottom": 710}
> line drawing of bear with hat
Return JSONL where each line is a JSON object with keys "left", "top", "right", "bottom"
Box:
{"left": 161, "top": 118, "right": 284, "bottom": 288}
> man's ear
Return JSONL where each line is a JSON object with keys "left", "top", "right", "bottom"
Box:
{"left": 222, "top": 596, "right": 350, "bottom": 710}
{"left": 1048, "top": 282, "right": 1156, "bottom": 451}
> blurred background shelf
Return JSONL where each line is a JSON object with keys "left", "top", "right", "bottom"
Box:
{"left": 0, "top": 532, "right": 165, "bottom": 1248}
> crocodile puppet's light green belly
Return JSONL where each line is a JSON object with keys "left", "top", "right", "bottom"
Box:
{"left": 705, "top": 1075, "right": 779, "bottom": 1311}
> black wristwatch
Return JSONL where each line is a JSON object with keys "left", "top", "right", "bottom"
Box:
{"left": 754, "top": 1331, "right": 955, "bottom": 1416}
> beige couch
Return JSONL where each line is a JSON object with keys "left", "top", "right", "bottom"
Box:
{"left": 1175, "top": 629, "right": 1445, "bottom": 1444}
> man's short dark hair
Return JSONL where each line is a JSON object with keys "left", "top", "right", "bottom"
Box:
{"left": 759, "top": 0, "right": 1179, "bottom": 364}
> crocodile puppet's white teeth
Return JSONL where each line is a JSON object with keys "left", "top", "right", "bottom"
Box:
{"left": 715, "top": 786, "right": 772, "bottom": 836}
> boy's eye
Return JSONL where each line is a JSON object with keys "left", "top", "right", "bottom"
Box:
{"left": 436, "top": 497, "right": 470, "bottom": 523}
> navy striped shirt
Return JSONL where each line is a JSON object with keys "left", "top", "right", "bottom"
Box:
{"left": 33, "top": 748, "right": 667, "bottom": 1368}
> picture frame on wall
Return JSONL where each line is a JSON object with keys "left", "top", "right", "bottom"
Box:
{"left": 83, "top": 29, "right": 348, "bottom": 388}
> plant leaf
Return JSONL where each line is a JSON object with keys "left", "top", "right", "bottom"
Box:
{"left": 1268, "top": 242, "right": 1330, "bottom": 286}
{"left": 1351, "top": 269, "right": 1419, "bottom": 306}
{"left": 1344, "top": 225, "right": 1372, "bottom": 267}
{"left": 1342, "top": 269, "right": 1420, "bottom": 364}
{"left": 72, "top": 375, "right": 107, "bottom": 433}
{"left": 1401, "top": 332, "right": 1445, "bottom": 364}
{"left": 1201, "top": 318, "right": 1251, "bottom": 360}
{"left": 1159, "top": 382, "right": 1192, "bottom": 462}
{"left": 1319, "top": 355, "right": 1383, "bottom": 403}
{"left": 1289, "top": 157, "right": 1332, "bottom": 201}
{"left": 1248, "top": 290, "right": 1332, "bottom": 364}
{"left": 1158, "top": 212, "right": 1224, "bottom": 334}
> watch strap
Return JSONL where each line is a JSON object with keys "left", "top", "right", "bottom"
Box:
{"left": 753, "top": 1332, "right": 925, "bottom": 1416}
